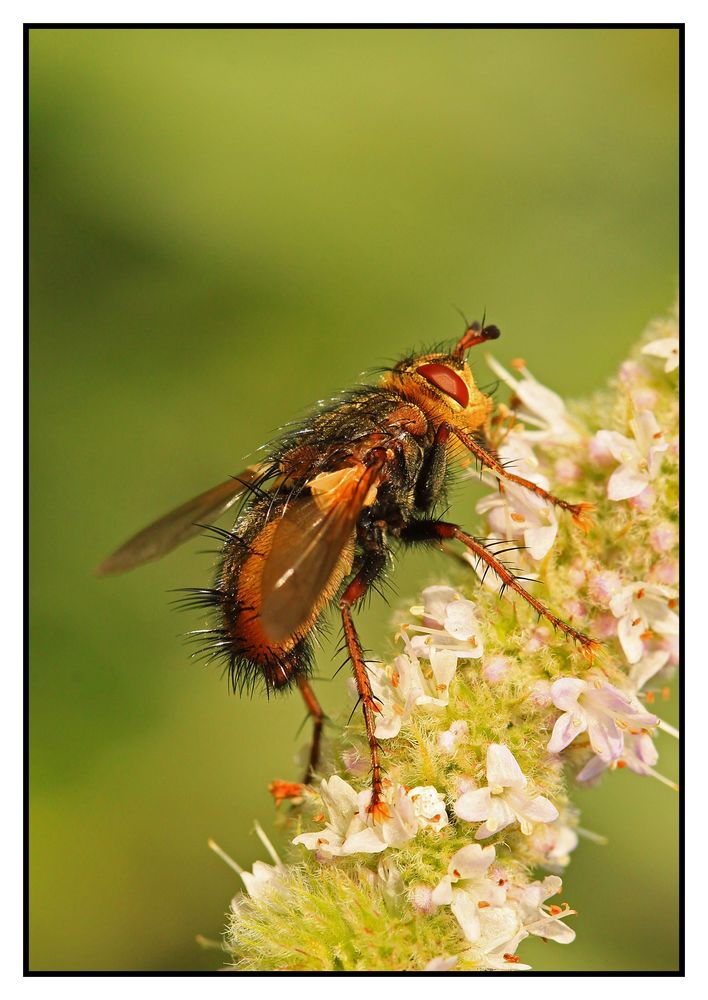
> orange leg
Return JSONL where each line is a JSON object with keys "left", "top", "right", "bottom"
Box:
{"left": 448, "top": 425, "right": 593, "bottom": 530}
{"left": 402, "top": 519, "right": 599, "bottom": 661}
{"left": 340, "top": 571, "right": 386, "bottom": 819}
{"left": 297, "top": 675, "right": 324, "bottom": 785}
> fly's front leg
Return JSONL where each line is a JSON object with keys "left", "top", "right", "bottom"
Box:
{"left": 445, "top": 424, "right": 594, "bottom": 531}
{"left": 415, "top": 423, "right": 450, "bottom": 509}
{"left": 339, "top": 547, "right": 388, "bottom": 818}
{"left": 400, "top": 519, "right": 599, "bottom": 661}
{"left": 297, "top": 675, "right": 325, "bottom": 785}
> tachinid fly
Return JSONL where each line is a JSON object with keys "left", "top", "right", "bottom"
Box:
{"left": 98, "top": 321, "right": 596, "bottom": 816}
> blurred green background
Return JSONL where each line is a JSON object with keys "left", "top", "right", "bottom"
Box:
{"left": 29, "top": 27, "right": 679, "bottom": 972}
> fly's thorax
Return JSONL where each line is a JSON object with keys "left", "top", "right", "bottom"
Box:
{"left": 380, "top": 352, "right": 492, "bottom": 434}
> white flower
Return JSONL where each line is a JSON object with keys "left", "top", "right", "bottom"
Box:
{"left": 547, "top": 675, "right": 658, "bottom": 762}
{"left": 424, "top": 956, "right": 459, "bottom": 971}
{"left": 463, "top": 905, "right": 531, "bottom": 970}
{"left": 458, "top": 876, "right": 575, "bottom": 970}
{"left": 292, "top": 774, "right": 360, "bottom": 859}
{"left": 609, "top": 581, "right": 679, "bottom": 664}
{"left": 594, "top": 409, "right": 668, "bottom": 501}
{"left": 292, "top": 776, "right": 448, "bottom": 859}
{"left": 408, "top": 785, "right": 449, "bottom": 832}
{"left": 364, "top": 856, "right": 404, "bottom": 907}
{"left": 238, "top": 859, "right": 284, "bottom": 901}
{"left": 368, "top": 650, "right": 456, "bottom": 740}
{"left": 642, "top": 336, "right": 679, "bottom": 372}
{"left": 438, "top": 719, "right": 470, "bottom": 753}
{"left": 454, "top": 744, "right": 559, "bottom": 838}
{"left": 629, "top": 648, "right": 671, "bottom": 691}
{"left": 209, "top": 824, "right": 286, "bottom": 909}
{"left": 485, "top": 355, "right": 582, "bottom": 444}
{"left": 404, "top": 585, "right": 484, "bottom": 660}
{"left": 475, "top": 432, "right": 559, "bottom": 561}
{"left": 507, "top": 875, "right": 576, "bottom": 944}
{"left": 431, "top": 844, "right": 505, "bottom": 944}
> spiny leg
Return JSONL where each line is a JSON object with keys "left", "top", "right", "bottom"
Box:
{"left": 297, "top": 675, "right": 324, "bottom": 785}
{"left": 401, "top": 519, "right": 599, "bottom": 660}
{"left": 447, "top": 424, "right": 593, "bottom": 530}
{"left": 340, "top": 551, "right": 387, "bottom": 818}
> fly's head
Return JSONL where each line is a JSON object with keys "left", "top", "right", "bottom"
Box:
{"left": 381, "top": 322, "right": 501, "bottom": 431}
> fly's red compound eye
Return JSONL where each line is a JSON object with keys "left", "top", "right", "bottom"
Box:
{"left": 416, "top": 363, "right": 470, "bottom": 408}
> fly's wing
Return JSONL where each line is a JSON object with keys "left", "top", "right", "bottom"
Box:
{"left": 96, "top": 463, "right": 271, "bottom": 576}
{"left": 260, "top": 461, "right": 384, "bottom": 643}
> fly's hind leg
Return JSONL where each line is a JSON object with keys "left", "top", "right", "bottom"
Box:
{"left": 339, "top": 544, "right": 388, "bottom": 818}
{"left": 269, "top": 677, "right": 326, "bottom": 806}
{"left": 297, "top": 675, "right": 324, "bottom": 785}
{"left": 401, "top": 519, "right": 599, "bottom": 661}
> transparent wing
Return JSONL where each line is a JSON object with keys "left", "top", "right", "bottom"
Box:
{"left": 260, "top": 463, "right": 383, "bottom": 643}
{"left": 96, "top": 463, "right": 270, "bottom": 575}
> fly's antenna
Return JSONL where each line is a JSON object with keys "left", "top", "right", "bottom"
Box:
{"left": 453, "top": 311, "right": 501, "bottom": 360}
{"left": 452, "top": 304, "right": 472, "bottom": 330}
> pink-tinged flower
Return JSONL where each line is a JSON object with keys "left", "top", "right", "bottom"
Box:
{"left": 587, "top": 569, "right": 623, "bottom": 608}
{"left": 629, "top": 485, "right": 656, "bottom": 512}
{"left": 341, "top": 746, "right": 369, "bottom": 776}
{"left": 410, "top": 885, "right": 437, "bottom": 915}
{"left": 437, "top": 719, "right": 469, "bottom": 753}
{"left": 454, "top": 744, "right": 558, "bottom": 838}
{"left": 547, "top": 675, "right": 658, "bottom": 762}
{"left": 404, "top": 586, "right": 484, "bottom": 661}
{"left": 554, "top": 457, "right": 581, "bottom": 485}
{"left": 592, "top": 612, "right": 618, "bottom": 639}
{"left": 588, "top": 433, "right": 615, "bottom": 467}
{"left": 567, "top": 559, "right": 588, "bottom": 589}
{"left": 507, "top": 875, "right": 576, "bottom": 944}
{"left": 292, "top": 776, "right": 448, "bottom": 859}
{"left": 618, "top": 360, "right": 646, "bottom": 386}
{"left": 632, "top": 387, "right": 658, "bottom": 409}
{"left": 564, "top": 598, "right": 587, "bottom": 620}
{"left": 525, "top": 625, "right": 551, "bottom": 653}
{"left": 649, "top": 522, "right": 677, "bottom": 554}
{"left": 484, "top": 355, "right": 582, "bottom": 444}
{"left": 482, "top": 655, "right": 512, "bottom": 684}
{"left": 609, "top": 581, "right": 679, "bottom": 664}
{"left": 642, "top": 335, "right": 679, "bottom": 372}
{"left": 529, "top": 820, "right": 579, "bottom": 872}
{"left": 594, "top": 409, "right": 668, "bottom": 501}
{"left": 527, "top": 678, "right": 553, "bottom": 708}
{"left": 577, "top": 731, "right": 674, "bottom": 789}
{"left": 649, "top": 558, "right": 679, "bottom": 587}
